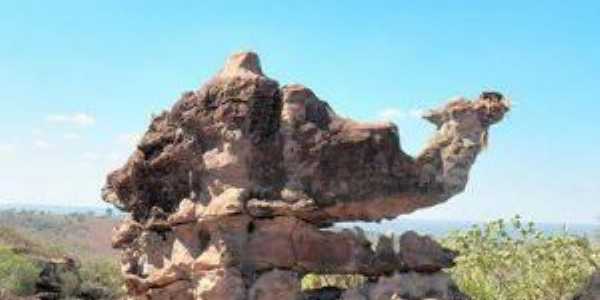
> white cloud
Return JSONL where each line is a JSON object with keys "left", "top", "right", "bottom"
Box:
{"left": 82, "top": 152, "right": 101, "bottom": 161}
{"left": 0, "top": 143, "right": 16, "bottom": 154}
{"left": 32, "top": 128, "right": 44, "bottom": 136}
{"left": 378, "top": 107, "right": 425, "bottom": 122}
{"left": 117, "top": 133, "right": 142, "bottom": 147}
{"left": 105, "top": 151, "right": 130, "bottom": 170}
{"left": 378, "top": 108, "right": 404, "bottom": 121}
{"left": 63, "top": 133, "right": 81, "bottom": 140}
{"left": 408, "top": 108, "right": 425, "bottom": 119}
{"left": 107, "top": 151, "right": 125, "bottom": 162}
{"left": 46, "top": 113, "right": 96, "bottom": 127}
{"left": 33, "top": 139, "right": 53, "bottom": 150}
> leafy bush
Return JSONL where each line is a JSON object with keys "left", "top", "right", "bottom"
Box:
{"left": 443, "top": 216, "right": 600, "bottom": 300}
{"left": 79, "top": 258, "right": 125, "bottom": 298}
{"left": 0, "top": 246, "right": 41, "bottom": 295}
{"left": 302, "top": 273, "right": 366, "bottom": 290}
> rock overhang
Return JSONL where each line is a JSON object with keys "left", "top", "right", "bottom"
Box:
{"left": 102, "top": 51, "right": 509, "bottom": 300}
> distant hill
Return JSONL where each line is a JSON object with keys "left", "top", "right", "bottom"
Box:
{"left": 337, "top": 218, "right": 598, "bottom": 238}
{"left": 0, "top": 202, "right": 123, "bottom": 217}
{"left": 1, "top": 203, "right": 596, "bottom": 238}
{"left": 0, "top": 209, "right": 120, "bottom": 258}
{"left": 0, "top": 210, "right": 123, "bottom": 298}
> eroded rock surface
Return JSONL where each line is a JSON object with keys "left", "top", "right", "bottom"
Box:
{"left": 341, "top": 272, "right": 469, "bottom": 300}
{"left": 103, "top": 52, "right": 508, "bottom": 299}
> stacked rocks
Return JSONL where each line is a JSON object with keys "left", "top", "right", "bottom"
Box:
{"left": 103, "top": 52, "right": 509, "bottom": 300}
{"left": 337, "top": 231, "right": 467, "bottom": 300}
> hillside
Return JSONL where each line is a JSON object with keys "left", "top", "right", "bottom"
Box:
{"left": 0, "top": 209, "right": 119, "bottom": 258}
{"left": 0, "top": 209, "right": 123, "bottom": 299}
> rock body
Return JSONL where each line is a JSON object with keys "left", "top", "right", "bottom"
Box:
{"left": 103, "top": 52, "right": 509, "bottom": 300}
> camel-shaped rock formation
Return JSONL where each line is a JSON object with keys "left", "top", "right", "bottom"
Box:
{"left": 103, "top": 52, "right": 509, "bottom": 300}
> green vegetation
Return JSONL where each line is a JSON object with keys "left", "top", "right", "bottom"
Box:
{"left": 302, "top": 273, "right": 366, "bottom": 291}
{"left": 443, "top": 216, "right": 599, "bottom": 300}
{"left": 0, "top": 210, "right": 124, "bottom": 299}
{"left": 0, "top": 225, "right": 67, "bottom": 259}
{"left": 79, "top": 257, "right": 124, "bottom": 295}
{"left": 0, "top": 246, "right": 41, "bottom": 295}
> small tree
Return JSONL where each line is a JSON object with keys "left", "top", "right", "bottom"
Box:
{"left": 443, "top": 216, "right": 600, "bottom": 300}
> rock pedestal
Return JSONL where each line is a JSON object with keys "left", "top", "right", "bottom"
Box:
{"left": 103, "top": 52, "right": 509, "bottom": 300}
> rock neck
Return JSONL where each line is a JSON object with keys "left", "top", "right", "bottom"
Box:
{"left": 416, "top": 92, "right": 510, "bottom": 200}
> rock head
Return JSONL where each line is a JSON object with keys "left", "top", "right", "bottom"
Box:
{"left": 103, "top": 52, "right": 509, "bottom": 299}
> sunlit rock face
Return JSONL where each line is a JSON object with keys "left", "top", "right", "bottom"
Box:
{"left": 103, "top": 52, "right": 509, "bottom": 300}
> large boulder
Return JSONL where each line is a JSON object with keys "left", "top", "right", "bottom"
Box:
{"left": 248, "top": 269, "right": 302, "bottom": 300}
{"left": 398, "top": 231, "right": 457, "bottom": 273}
{"left": 103, "top": 52, "right": 509, "bottom": 224}
{"left": 356, "top": 272, "right": 469, "bottom": 300}
{"left": 103, "top": 51, "right": 509, "bottom": 299}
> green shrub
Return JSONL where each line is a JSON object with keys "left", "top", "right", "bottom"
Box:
{"left": 302, "top": 273, "right": 366, "bottom": 290}
{"left": 79, "top": 258, "right": 125, "bottom": 298}
{"left": 0, "top": 246, "right": 42, "bottom": 296}
{"left": 0, "top": 226, "right": 67, "bottom": 258}
{"left": 443, "top": 216, "right": 600, "bottom": 300}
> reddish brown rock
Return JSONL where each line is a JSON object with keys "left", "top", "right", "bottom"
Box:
{"left": 103, "top": 51, "right": 508, "bottom": 224}
{"left": 146, "top": 280, "right": 194, "bottom": 300}
{"left": 168, "top": 198, "right": 196, "bottom": 225}
{"left": 248, "top": 269, "right": 301, "bottom": 300}
{"left": 112, "top": 217, "right": 143, "bottom": 249}
{"left": 245, "top": 217, "right": 376, "bottom": 274}
{"left": 193, "top": 268, "right": 246, "bottom": 300}
{"left": 363, "top": 272, "right": 469, "bottom": 300}
{"left": 103, "top": 51, "right": 508, "bottom": 299}
{"left": 398, "top": 231, "right": 457, "bottom": 273}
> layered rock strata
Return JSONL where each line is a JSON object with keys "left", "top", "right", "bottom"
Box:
{"left": 103, "top": 52, "right": 509, "bottom": 300}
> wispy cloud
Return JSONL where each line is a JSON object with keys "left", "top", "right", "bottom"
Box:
{"left": 378, "top": 108, "right": 404, "bottom": 121}
{"left": 63, "top": 133, "right": 81, "bottom": 140}
{"left": 33, "top": 139, "right": 53, "bottom": 150}
{"left": 107, "top": 151, "right": 125, "bottom": 162}
{"left": 46, "top": 113, "right": 96, "bottom": 127}
{"left": 378, "top": 107, "right": 425, "bottom": 121}
{"left": 82, "top": 152, "right": 101, "bottom": 161}
{"left": 117, "top": 133, "right": 142, "bottom": 147}
{"left": 408, "top": 108, "right": 425, "bottom": 119}
{"left": 0, "top": 143, "right": 16, "bottom": 154}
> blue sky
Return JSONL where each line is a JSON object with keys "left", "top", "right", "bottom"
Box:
{"left": 0, "top": 1, "right": 598, "bottom": 223}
